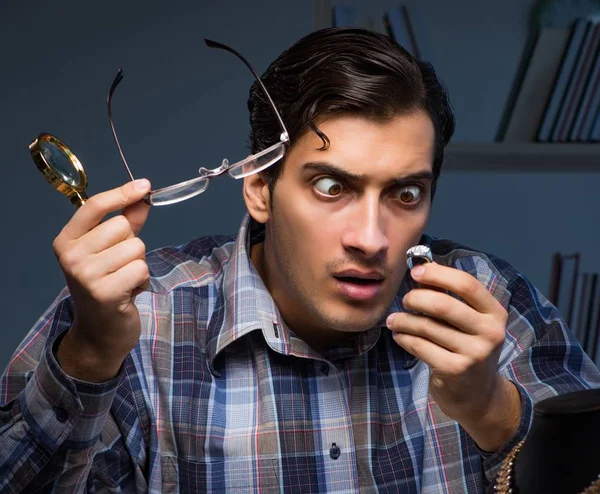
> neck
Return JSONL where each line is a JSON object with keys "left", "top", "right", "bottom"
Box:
{"left": 249, "top": 241, "right": 352, "bottom": 354}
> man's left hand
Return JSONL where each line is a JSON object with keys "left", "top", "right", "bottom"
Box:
{"left": 387, "top": 261, "right": 521, "bottom": 451}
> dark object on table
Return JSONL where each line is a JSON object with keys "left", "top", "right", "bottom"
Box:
{"left": 488, "top": 387, "right": 600, "bottom": 493}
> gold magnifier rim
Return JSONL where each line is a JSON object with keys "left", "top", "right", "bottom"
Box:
{"left": 29, "top": 133, "right": 88, "bottom": 194}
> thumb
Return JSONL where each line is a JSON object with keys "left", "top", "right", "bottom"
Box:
{"left": 122, "top": 197, "right": 151, "bottom": 236}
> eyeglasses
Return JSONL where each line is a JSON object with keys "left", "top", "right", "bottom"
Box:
{"left": 108, "top": 38, "right": 289, "bottom": 206}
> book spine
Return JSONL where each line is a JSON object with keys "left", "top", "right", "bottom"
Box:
{"left": 553, "top": 21, "right": 599, "bottom": 142}
{"left": 402, "top": 5, "right": 421, "bottom": 59}
{"left": 536, "top": 19, "right": 589, "bottom": 142}
{"left": 384, "top": 6, "right": 415, "bottom": 56}
{"left": 589, "top": 106, "right": 600, "bottom": 140}
{"left": 576, "top": 49, "right": 600, "bottom": 140}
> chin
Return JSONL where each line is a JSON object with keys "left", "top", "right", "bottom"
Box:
{"left": 322, "top": 303, "right": 387, "bottom": 333}
{"left": 331, "top": 316, "right": 383, "bottom": 333}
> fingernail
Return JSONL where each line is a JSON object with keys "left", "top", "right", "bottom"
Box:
{"left": 134, "top": 179, "right": 150, "bottom": 190}
{"left": 411, "top": 265, "right": 426, "bottom": 278}
{"left": 386, "top": 314, "right": 396, "bottom": 327}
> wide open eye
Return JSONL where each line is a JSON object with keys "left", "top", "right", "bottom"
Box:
{"left": 314, "top": 177, "right": 343, "bottom": 197}
{"left": 394, "top": 185, "right": 423, "bottom": 205}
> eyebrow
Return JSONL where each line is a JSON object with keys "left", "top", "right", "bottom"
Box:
{"left": 302, "top": 161, "right": 434, "bottom": 185}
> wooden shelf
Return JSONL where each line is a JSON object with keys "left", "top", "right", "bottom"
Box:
{"left": 444, "top": 143, "right": 600, "bottom": 171}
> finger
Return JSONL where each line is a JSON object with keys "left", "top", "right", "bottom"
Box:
{"left": 402, "top": 288, "right": 482, "bottom": 335}
{"left": 122, "top": 197, "right": 151, "bottom": 236}
{"left": 87, "top": 237, "right": 146, "bottom": 278}
{"left": 392, "top": 332, "right": 463, "bottom": 373}
{"left": 61, "top": 179, "right": 151, "bottom": 241}
{"left": 390, "top": 312, "right": 471, "bottom": 353}
{"left": 105, "top": 258, "right": 150, "bottom": 297}
{"left": 409, "top": 262, "right": 501, "bottom": 314}
{"left": 79, "top": 214, "right": 136, "bottom": 255}
{"left": 132, "top": 278, "right": 151, "bottom": 297}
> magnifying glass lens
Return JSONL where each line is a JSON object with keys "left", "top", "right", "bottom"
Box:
{"left": 39, "top": 140, "right": 81, "bottom": 187}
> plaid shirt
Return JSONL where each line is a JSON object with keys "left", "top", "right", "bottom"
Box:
{"left": 1, "top": 214, "right": 599, "bottom": 493}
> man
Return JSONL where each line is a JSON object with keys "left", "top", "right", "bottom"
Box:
{"left": 1, "top": 27, "right": 599, "bottom": 493}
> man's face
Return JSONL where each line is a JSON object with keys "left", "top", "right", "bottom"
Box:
{"left": 250, "top": 112, "right": 435, "bottom": 339}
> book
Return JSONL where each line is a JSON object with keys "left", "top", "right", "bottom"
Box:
{"left": 570, "top": 35, "right": 600, "bottom": 140}
{"left": 495, "top": 30, "right": 540, "bottom": 141}
{"left": 590, "top": 108, "right": 600, "bottom": 140}
{"left": 332, "top": 4, "right": 356, "bottom": 27}
{"left": 582, "top": 273, "right": 599, "bottom": 355}
{"left": 358, "top": 15, "right": 385, "bottom": 33}
{"left": 575, "top": 273, "right": 591, "bottom": 343}
{"left": 552, "top": 20, "right": 600, "bottom": 142}
{"left": 537, "top": 19, "right": 590, "bottom": 142}
{"left": 548, "top": 252, "right": 580, "bottom": 328}
{"left": 501, "top": 27, "right": 571, "bottom": 142}
{"left": 384, "top": 5, "right": 420, "bottom": 58}
{"left": 314, "top": 0, "right": 332, "bottom": 30}
{"left": 401, "top": 5, "right": 421, "bottom": 60}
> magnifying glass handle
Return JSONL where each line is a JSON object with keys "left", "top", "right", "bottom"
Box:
{"left": 68, "top": 190, "right": 88, "bottom": 208}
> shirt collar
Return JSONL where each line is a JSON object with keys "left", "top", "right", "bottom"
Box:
{"left": 206, "top": 214, "right": 279, "bottom": 368}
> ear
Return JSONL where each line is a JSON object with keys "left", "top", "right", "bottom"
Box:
{"left": 243, "top": 172, "right": 271, "bottom": 224}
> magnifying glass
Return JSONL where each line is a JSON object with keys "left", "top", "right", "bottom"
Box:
{"left": 29, "top": 133, "right": 88, "bottom": 208}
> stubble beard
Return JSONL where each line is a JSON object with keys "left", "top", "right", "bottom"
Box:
{"left": 266, "top": 214, "right": 389, "bottom": 334}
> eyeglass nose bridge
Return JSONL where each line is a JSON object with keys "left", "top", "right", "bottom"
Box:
{"left": 198, "top": 158, "right": 230, "bottom": 178}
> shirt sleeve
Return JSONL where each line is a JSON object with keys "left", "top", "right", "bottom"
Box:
{"left": 0, "top": 289, "right": 123, "bottom": 492}
{"left": 479, "top": 272, "right": 600, "bottom": 484}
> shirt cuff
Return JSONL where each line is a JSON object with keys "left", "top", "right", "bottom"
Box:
{"left": 19, "top": 330, "right": 124, "bottom": 452}
{"left": 478, "top": 379, "right": 533, "bottom": 483}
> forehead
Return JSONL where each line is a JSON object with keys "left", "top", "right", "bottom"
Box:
{"left": 285, "top": 112, "right": 435, "bottom": 179}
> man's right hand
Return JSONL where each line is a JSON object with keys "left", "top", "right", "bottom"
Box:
{"left": 53, "top": 179, "right": 152, "bottom": 383}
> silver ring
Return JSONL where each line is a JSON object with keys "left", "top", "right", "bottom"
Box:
{"left": 406, "top": 245, "right": 433, "bottom": 270}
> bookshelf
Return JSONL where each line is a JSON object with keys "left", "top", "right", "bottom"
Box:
{"left": 444, "top": 142, "right": 600, "bottom": 171}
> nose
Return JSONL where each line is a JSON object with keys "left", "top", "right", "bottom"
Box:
{"left": 341, "top": 196, "right": 389, "bottom": 258}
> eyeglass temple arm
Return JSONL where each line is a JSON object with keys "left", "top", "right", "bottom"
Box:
{"left": 107, "top": 40, "right": 287, "bottom": 184}
{"left": 204, "top": 38, "right": 289, "bottom": 141}
{"left": 107, "top": 68, "right": 136, "bottom": 182}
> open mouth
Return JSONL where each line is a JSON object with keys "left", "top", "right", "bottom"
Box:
{"left": 334, "top": 276, "right": 382, "bottom": 285}
{"left": 333, "top": 275, "right": 384, "bottom": 301}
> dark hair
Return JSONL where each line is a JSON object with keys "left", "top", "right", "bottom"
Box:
{"left": 247, "top": 27, "right": 455, "bottom": 201}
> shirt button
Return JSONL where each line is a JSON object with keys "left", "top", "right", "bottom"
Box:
{"left": 54, "top": 407, "right": 68, "bottom": 423}
{"left": 320, "top": 363, "right": 329, "bottom": 376}
{"left": 330, "top": 443, "right": 341, "bottom": 460}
